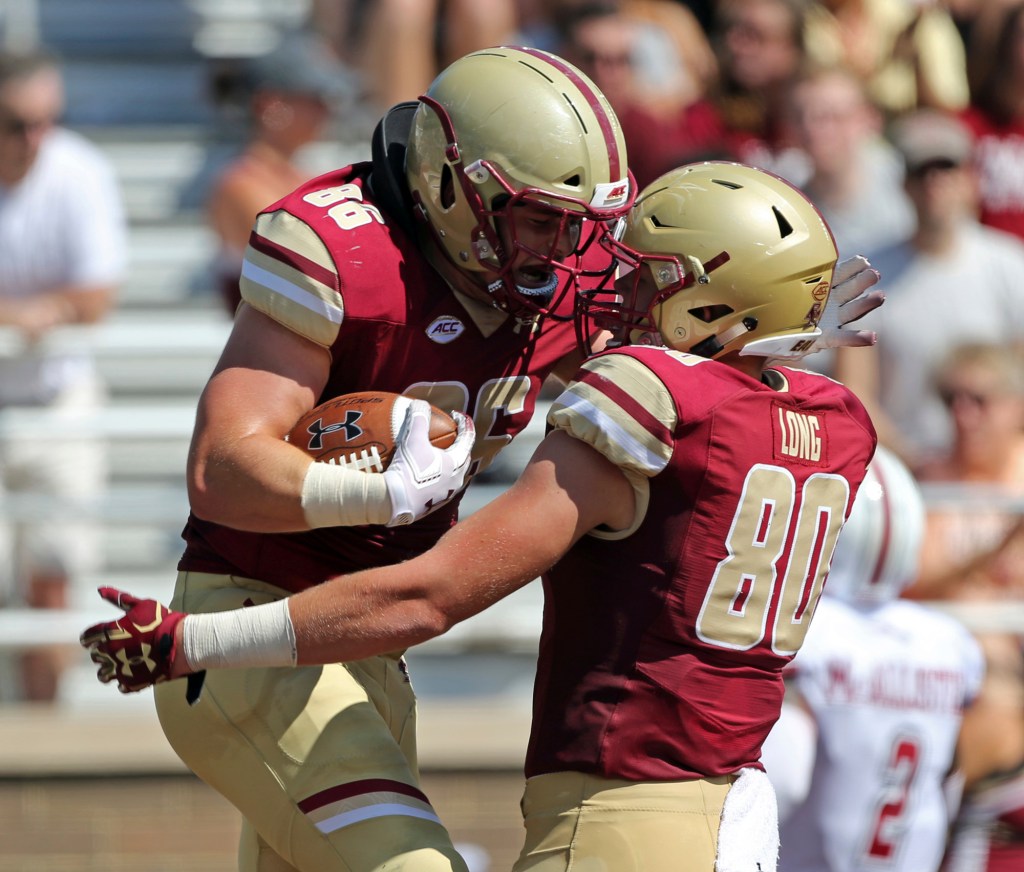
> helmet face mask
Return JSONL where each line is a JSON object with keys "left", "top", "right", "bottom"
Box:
{"left": 468, "top": 186, "right": 590, "bottom": 308}
{"left": 577, "top": 236, "right": 737, "bottom": 354}
{"left": 406, "top": 47, "right": 634, "bottom": 317}
{"left": 577, "top": 161, "right": 838, "bottom": 358}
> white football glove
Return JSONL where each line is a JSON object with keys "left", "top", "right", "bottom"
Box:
{"left": 803, "top": 255, "right": 885, "bottom": 355}
{"left": 382, "top": 398, "right": 475, "bottom": 527}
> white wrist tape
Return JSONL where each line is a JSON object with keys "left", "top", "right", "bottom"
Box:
{"left": 182, "top": 599, "right": 298, "bottom": 671}
{"left": 300, "top": 460, "right": 392, "bottom": 528}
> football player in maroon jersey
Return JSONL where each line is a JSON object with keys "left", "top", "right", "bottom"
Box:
{"left": 85, "top": 161, "right": 883, "bottom": 871}
{"left": 84, "top": 46, "right": 633, "bottom": 872}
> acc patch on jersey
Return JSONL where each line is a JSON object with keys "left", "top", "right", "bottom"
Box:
{"left": 425, "top": 315, "right": 465, "bottom": 344}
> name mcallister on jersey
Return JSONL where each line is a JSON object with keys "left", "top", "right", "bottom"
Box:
{"left": 823, "top": 660, "right": 972, "bottom": 714}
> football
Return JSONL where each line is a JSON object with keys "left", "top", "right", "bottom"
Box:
{"left": 286, "top": 391, "right": 457, "bottom": 473}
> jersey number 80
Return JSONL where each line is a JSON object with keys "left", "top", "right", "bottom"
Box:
{"left": 697, "top": 464, "right": 851, "bottom": 657}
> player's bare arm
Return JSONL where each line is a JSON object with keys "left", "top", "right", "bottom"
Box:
{"left": 186, "top": 303, "right": 332, "bottom": 531}
{"left": 286, "top": 428, "right": 635, "bottom": 665}
{"left": 82, "top": 428, "right": 634, "bottom": 690}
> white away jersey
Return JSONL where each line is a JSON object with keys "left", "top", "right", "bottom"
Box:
{"left": 777, "top": 597, "right": 984, "bottom": 872}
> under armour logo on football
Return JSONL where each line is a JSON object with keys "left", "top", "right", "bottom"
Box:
{"left": 305, "top": 411, "right": 363, "bottom": 450}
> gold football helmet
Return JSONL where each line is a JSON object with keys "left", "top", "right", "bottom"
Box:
{"left": 405, "top": 46, "right": 633, "bottom": 316}
{"left": 579, "top": 161, "right": 838, "bottom": 358}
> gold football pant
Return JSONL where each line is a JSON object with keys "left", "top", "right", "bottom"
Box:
{"left": 513, "top": 770, "right": 736, "bottom": 872}
{"left": 154, "top": 571, "right": 469, "bottom": 872}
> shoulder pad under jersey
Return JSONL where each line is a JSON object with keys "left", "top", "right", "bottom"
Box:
{"left": 241, "top": 208, "right": 344, "bottom": 348}
{"left": 547, "top": 350, "right": 679, "bottom": 479}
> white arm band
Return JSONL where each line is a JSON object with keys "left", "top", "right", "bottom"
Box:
{"left": 182, "top": 599, "right": 298, "bottom": 670}
{"left": 300, "top": 460, "right": 392, "bottom": 528}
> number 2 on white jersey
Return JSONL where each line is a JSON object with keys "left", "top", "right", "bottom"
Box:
{"left": 865, "top": 734, "right": 921, "bottom": 862}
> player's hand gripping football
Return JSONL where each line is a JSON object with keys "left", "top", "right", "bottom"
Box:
{"left": 383, "top": 398, "right": 475, "bottom": 526}
{"left": 80, "top": 587, "right": 186, "bottom": 693}
{"left": 805, "top": 255, "right": 885, "bottom": 354}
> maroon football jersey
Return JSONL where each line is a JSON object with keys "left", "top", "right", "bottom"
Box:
{"left": 527, "top": 345, "right": 877, "bottom": 780}
{"left": 180, "top": 163, "right": 589, "bottom": 591}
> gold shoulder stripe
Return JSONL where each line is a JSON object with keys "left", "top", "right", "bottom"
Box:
{"left": 241, "top": 211, "right": 344, "bottom": 348}
{"left": 548, "top": 353, "right": 677, "bottom": 478}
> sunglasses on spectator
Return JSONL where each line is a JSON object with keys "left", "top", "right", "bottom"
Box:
{"left": 938, "top": 385, "right": 1002, "bottom": 409}
{"left": 907, "top": 158, "right": 961, "bottom": 178}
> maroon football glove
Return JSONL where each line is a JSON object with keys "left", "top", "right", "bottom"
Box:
{"left": 79, "top": 586, "right": 186, "bottom": 693}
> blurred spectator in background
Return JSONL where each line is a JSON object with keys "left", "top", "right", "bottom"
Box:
{"left": 834, "top": 109, "right": 1024, "bottom": 466}
{"left": 763, "top": 446, "right": 984, "bottom": 872}
{"left": 311, "top": 0, "right": 518, "bottom": 111}
{"left": 702, "top": 0, "right": 815, "bottom": 180}
{"left": 906, "top": 342, "right": 1024, "bottom": 603}
{"left": 900, "top": 341, "right": 1024, "bottom": 872}
{"left": 206, "top": 33, "right": 349, "bottom": 314}
{"left": 558, "top": 0, "right": 726, "bottom": 187}
{"left": 807, "top": 0, "right": 970, "bottom": 118}
{"left": 619, "top": 0, "right": 719, "bottom": 108}
{"left": 960, "top": 1, "right": 1024, "bottom": 244}
{"left": 0, "top": 48, "right": 127, "bottom": 701}
{"left": 784, "top": 63, "right": 914, "bottom": 262}
{"left": 782, "top": 62, "right": 913, "bottom": 380}
{"left": 517, "top": 0, "right": 718, "bottom": 109}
